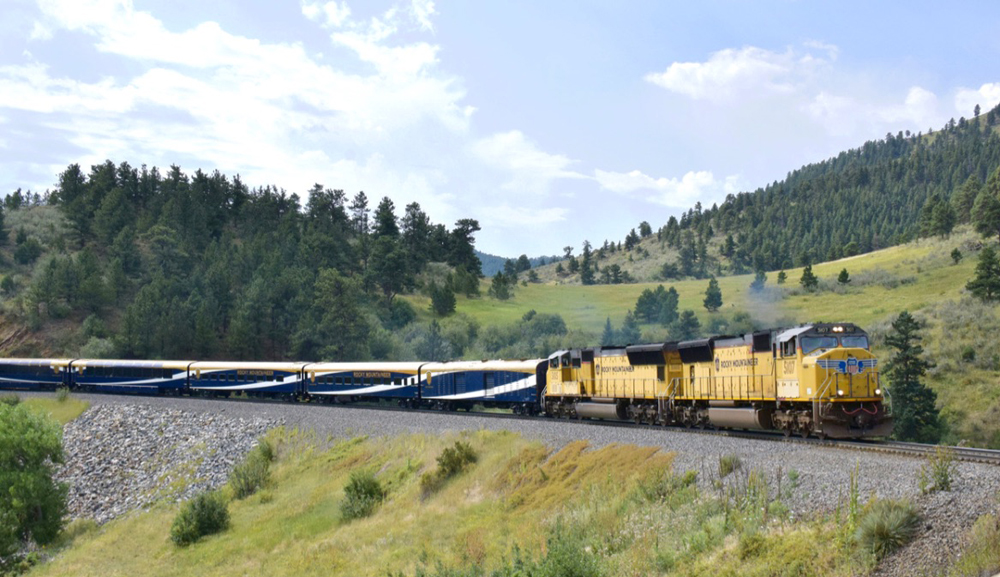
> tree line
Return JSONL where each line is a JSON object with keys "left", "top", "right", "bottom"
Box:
{"left": 3, "top": 161, "right": 486, "bottom": 361}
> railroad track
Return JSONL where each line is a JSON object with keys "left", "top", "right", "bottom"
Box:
{"left": 19, "top": 390, "right": 1000, "bottom": 466}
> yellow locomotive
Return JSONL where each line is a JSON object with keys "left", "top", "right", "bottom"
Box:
{"left": 544, "top": 323, "right": 892, "bottom": 439}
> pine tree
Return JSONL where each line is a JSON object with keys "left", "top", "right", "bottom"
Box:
{"left": 619, "top": 310, "right": 641, "bottom": 344}
{"left": 800, "top": 265, "right": 818, "bottom": 290}
{"left": 580, "top": 241, "right": 595, "bottom": 285}
{"left": 837, "top": 268, "right": 850, "bottom": 285}
{"left": 428, "top": 281, "right": 456, "bottom": 316}
{"left": 884, "top": 311, "right": 940, "bottom": 443}
{"left": 966, "top": 247, "right": 1000, "bottom": 301}
{"left": 601, "top": 317, "right": 615, "bottom": 346}
{"left": 488, "top": 271, "right": 512, "bottom": 300}
{"left": 749, "top": 270, "right": 766, "bottom": 292}
{"left": 671, "top": 310, "right": 701, "bottom": 340}
{"left": 974, "top": 168, "right": 1000, "bottom": 242}
{"left": 776, "top": 270, "right": 787, "bottom": 284}
{"left": 657, "top": 286, "right": 680, "bottom": 326}
{"left": 951, "top": 248, "right": 962, "bottom": 265}
{"left": 703, "top": 277, "right": 722, "bottom": 312}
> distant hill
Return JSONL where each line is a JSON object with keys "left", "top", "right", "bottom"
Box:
{"left": 476, "top": 250, "right": 562, "bottom": 276}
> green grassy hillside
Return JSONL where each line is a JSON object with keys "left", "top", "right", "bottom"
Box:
{"left": 32, "top": 429, "right": 906, "bottom": 577}
{"left": 405, "top": 226, "right": 1000, "bottom": 447}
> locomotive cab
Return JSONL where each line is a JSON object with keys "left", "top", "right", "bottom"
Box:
{"left": 775, "top": 323, "right": 892, "bottom": 438}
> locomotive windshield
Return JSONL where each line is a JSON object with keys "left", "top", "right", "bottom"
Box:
{"left": 800, "top": 336, "right": 838, "bottom": 354}
{"left": 800, "top": 334, "right": 870, "bottom": 354}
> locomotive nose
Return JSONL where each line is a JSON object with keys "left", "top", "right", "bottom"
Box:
{"left": 812, "top": 348, "right": 882, "bottom": 401}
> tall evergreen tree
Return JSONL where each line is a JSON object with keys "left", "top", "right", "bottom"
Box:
{"left": 800, "top": 265, "right": 818, "bottom": 290}
{"left": 883, "top": 311, "right": 941, "bottom": 443}
{"left": 749, "top": 270, "right": 766, "bottom": 292}
{"left": 974, "top": 168, "right": 1000, "bottom": 242}
{"left": 601, "top": 317, "right": 615, "bottom": 346}
{"left": 703, "top": 277, "right": 722, "bottom": 312}
{"left": 580, "top": 241, "right": 595, "bottom": 285}
{"left": 837, "top": 268, "right": 851, "bottom": 285}
{"left": 671, "top": 310, "right": 701, "bottom": 340}
{"left": 966, "top": 247, "right": 1000, "bottom": 301}
{"left": 619, "top": 310, "right": 641, "bottom": 344}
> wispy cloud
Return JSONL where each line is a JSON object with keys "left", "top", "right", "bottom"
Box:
{"left": 472, "top": 130, "right": 587, "bottom": 194}
{"left": 594, "top": 168, "right": 741, "bottom": 208}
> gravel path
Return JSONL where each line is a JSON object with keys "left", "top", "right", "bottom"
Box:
{"left": 25, "top": 392, "right": 1000, "bottom": 575}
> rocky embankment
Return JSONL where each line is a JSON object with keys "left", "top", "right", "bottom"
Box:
{"left": 57, "top": 404, "right": 281, "bottom": 524}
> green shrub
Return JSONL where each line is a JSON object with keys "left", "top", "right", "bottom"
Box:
{"left": 718, "top": 453, "right": 742, "bottom": 478}
{"left": 229, "top": 439, "right": 276, "bottom": 500}
{"left": 170, "top": 491, "right": 230, "bottom": 546}
{"left": 421, "top": 441, "right": 479, "bottom": 499}
{"left": 438, "top": 441, "right": 477, "bottom": 476}
{"left": 340, "top": 470, "right": 385, "bottom": 521}
{"left": 854, "top": 500, "right": 920, "bottom": 560}
{"left": 56, "top": 387, "right": 70, "bottom": 403}
{"left": 0, "top": 394, "right": 20, "bottom": 406}
{"left": 918, "top": 446, "right": 957, "bottom": 494}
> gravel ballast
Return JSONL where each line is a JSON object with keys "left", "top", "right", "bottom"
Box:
{"left": 33, "top": 392, "right": 1000, "bottom": 575}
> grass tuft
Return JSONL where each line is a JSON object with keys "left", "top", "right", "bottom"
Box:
{"left": 854, "top": 499, "right": 920, "bottom": 560}
{"left": 718, "top": 453, "right": 742, "bottom": 478}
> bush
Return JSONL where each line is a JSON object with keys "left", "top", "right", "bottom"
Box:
{"left": 340, "top": 470, "right": 386, "bottom": 521}
{"left": 854, "top": 500, "right": 920, "bottom": 560}
{"left": 438, "top": 441, "right": 477, "bottom": 477}
{"left": 170, "top": 490, "right": 230, "bottom": 546}
{"left": 0, "top": 394, "right": 20, "bottom": 406}
{"left": 0, "top": 402, "right": 67, "bottom": 561}
{"left": 420, "top": 441, "right": 479, "bottom": 499}
{"left": 56, "top": 387, "right": 70, "bottom": 403}
{"left": 229, "top": 440, "right": 275, "bottom": 500}
{"left": 918, "top": 447, "right": 957, "bottom": 494}
{"left": 718, "top": 454, "right": 742, "bottom": 478}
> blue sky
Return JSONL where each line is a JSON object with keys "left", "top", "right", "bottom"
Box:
{"left": 2, "top": 0, "right": 999, "bottom": 256}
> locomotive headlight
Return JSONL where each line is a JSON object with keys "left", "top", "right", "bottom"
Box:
{"left": 875, "top": 388, "right": 882, "bottom": 395}
{"left": 837, "top": 389, "right": 844, "bottom": 396}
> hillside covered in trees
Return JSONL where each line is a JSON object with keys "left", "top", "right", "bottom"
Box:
{"left": 538, "top": 103, "right": 1000, "bottom": 286}
{"left": 0, "top": 163, "right": 487, "bottom": 361}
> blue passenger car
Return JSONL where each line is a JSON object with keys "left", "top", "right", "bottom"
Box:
{"left": 71, "top": 359, "right": 190, "bottom": 394}
{"left": 188, "top": 362, "right": 306, "bottom": 398}
{"left": 421, "top": 360, "right": 546, "bottom": 414}
{"left": 0, "top": 358, "right": 72, "bottom": 390}
{"left": 304, "top": 362, "right": 424, "bottom": 405}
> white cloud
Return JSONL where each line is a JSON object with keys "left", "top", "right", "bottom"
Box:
{"left": 472, "top": 130, "right": 587, "bottom": 194}
{"left": 410, "top": 0, "right": 436, "bottom": 32}
{"left": 644, "top": 46, "right": 818, "bottom": 102}
{"left": 955, "top": 83, "right": 1000, "bottom": 118}
{"left": 29, "top": 21, "right": 53, "bottom": 41}
{"left": 301, "top": 1, "right": 351, "bottom": 28}
{"left": 594, "top": 168, "right": 738, "bottom": 208}
{"left": 805, "top": 86, "right": 939, "bottom": 137}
